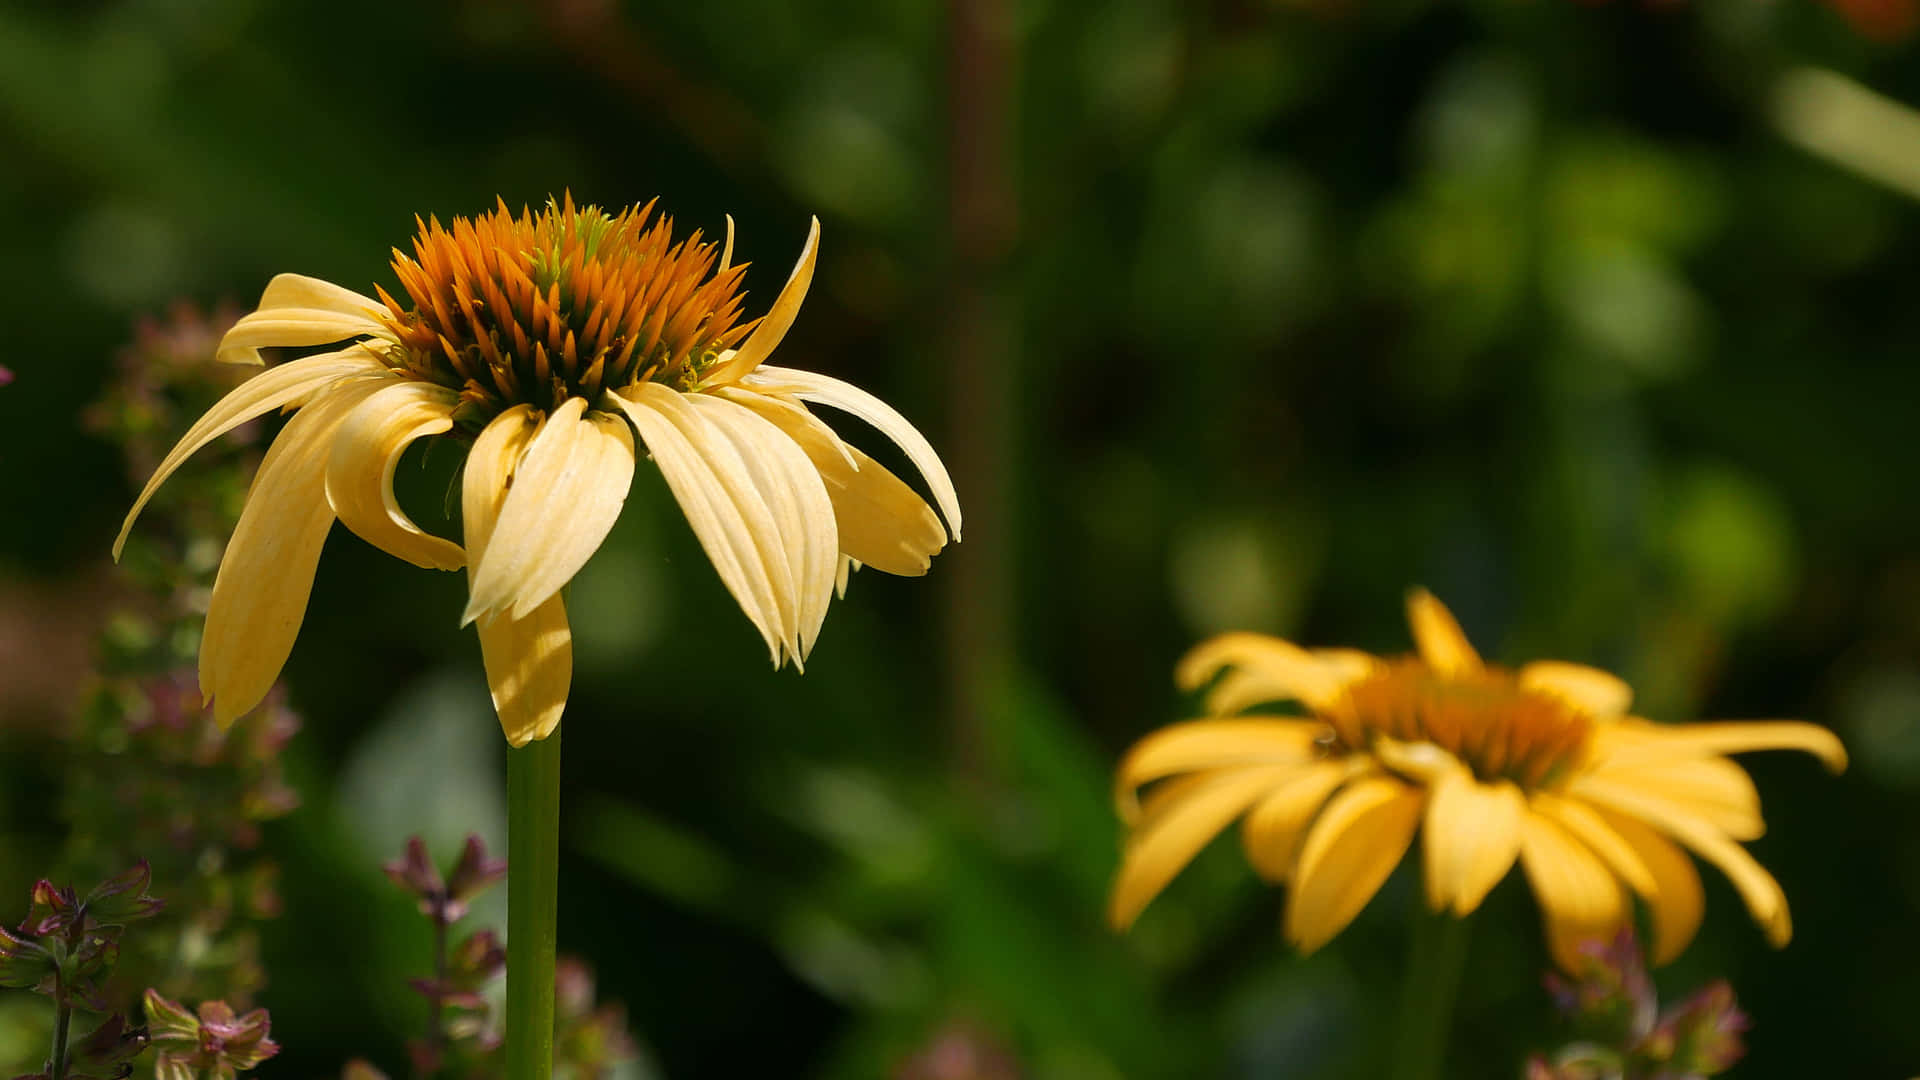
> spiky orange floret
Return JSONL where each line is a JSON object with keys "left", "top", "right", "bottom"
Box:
{"left": 377, "top": 194, "right": 755, "bottom": 419}
{"left": 1325, "top": 660, "right": 1593, "bottom": 788}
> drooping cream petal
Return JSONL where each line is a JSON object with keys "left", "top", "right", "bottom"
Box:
{"left": 743, "top": 364, "right": 962, "bottom": 541}
{"left": 200, "top": 377, "right": 393, "bottom": 726}
{"left": 464, "top": 406, "right": 572, "bottom": 746}
{"left": 1423, "top": 767, "right": 1525, "bottom": 915}
{"left": 1240, "top": 760, "right": 1355, "bottom": 882}
{"left": 1286, "top": 776, "right": 1424, "bottom": 952}
{"left": 1108, "top": 765, "right": 1295, "bottom": 930}
{"left": 1406, "top": 588, "right": 1482, "bottom": 676}
{"left": 115, "top": 347, "right": 389, "bottom": 559}
{"left": 680, "top": 391, "right": 839, "bottom": 659}
{"left": 1518, "top": 810, "right": 1626, "bottom": 971}
{"left": 1176, "top": 633, "right": 1367, "bottom": 713}
{"left": 1519, "top": 660, "right": 1634, "bottom": 719}
{"left": 1113, "top": 719, "right": 1325, "bottom": 821}
{"left": 701, "top": 217, "right": 819, "bottom": 387}
{"left": 1596, "top": 809, "right": 1705, "bottom": 965}
{"left": 722, "top": 388, "right": 945, "bottom": 575}
{"left": 463, "top": 397, "right": 636, "bottom": 624}
{"left": 325, "top": 381, "right": 464, "bottom": 570}
{"left": 216, "top": 277, "right": 395, "bottom": 365}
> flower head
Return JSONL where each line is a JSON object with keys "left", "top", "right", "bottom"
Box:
{"left": 117, "top": 196, "right": 960, "bottom": 745}
{"left": 1109, "top": 590, "right": 1846, "bottom": 968}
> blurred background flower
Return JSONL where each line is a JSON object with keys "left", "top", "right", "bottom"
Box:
{"left": 3, "top": 0, "right": 1920, "bottom": 1077}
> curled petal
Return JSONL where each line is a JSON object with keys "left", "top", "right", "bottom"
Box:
{"left": 115, "top": 347, "right": 388, "bottom": 559}
{"left": 201, "top": 378, "right": 392, "bottom": 725}
{"left": 326, "top": 381, "right": 464, "bottom": 570}
{"left": 702, "top": 217, "right": 819, "bottom": 386}
{"left": 1286, "top": 776, "right": 1424, "bottom": 952}
{"left": 463, "top": 397, "right": 636, "bottom": 624}
{"left": 743, "top": 364, "right": 962, "bottom": 543}
{"left": 217, "top": 275, "right": 393, "bottom": 365}
{"left": 1406, "top": 588, "right": 1482, "bottom": 676}
{"left": 1604, "top": 719, "right": 1847, "bottom": 774}
{"left": 478, "top": 598, "right": 571, "bottom": 747}
{"left": 1528, "top": 792, "right": 1657, "bottom": 900}
{"left": 1575, "top": 760, "right": 1763, "bottom": 841}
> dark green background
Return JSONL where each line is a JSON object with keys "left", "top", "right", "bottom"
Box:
{"left": 0, "top": 0, "right": 1915, "bottom": 1076}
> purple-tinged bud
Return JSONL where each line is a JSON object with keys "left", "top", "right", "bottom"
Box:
{"left": 1642, "top": 981, "right": 1748, "bottom": 1076}
{"left": 143, "top": 989, "right": 200, "bottom": 1042}
{"left": 444, "top": 835, "right": 508, "bottom": 911}
{"left": 146, "top": 990, "right": 280, "bottom": 1077}
{"left": 1544, "top": 928, "right": 1656, "bottom": 1044}
{"left": 83, "top": 862, "right": 165, "bottom": 926}
{"left": 0, "top": 365, "right": 13, "bottom": 387}
{"left": 384, "top": 836, "right": 444, "bottom": 904}
{"left": 23, "top": 881, "right": 80, "bottom": 937}
{"left": 449, "top": 928, "right": 507, "bottom": 985}
{"left": 555, "top": 956, "right": 595, "bottom": 1019}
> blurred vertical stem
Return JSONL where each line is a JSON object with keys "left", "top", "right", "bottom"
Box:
{"left": 1390, "top": 909, "right": 1471, "bottom": 1080}
{"left": 48, "top": 979, "right": 70, "bottom": 1080}
{"left": 506, "top": 731, "right": 562, "bottom": 1080}
{"left": 943, "top": 0, "right": 1019, "bottom": 781}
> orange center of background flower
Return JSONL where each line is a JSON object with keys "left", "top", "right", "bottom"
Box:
{"left": 377, "top": 195, "right": 755, "bottom": 421}
{"left": 1323, "top": 659, "right": 1593, "bottom": 789}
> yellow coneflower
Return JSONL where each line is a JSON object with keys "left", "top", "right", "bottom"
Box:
{"left": 1109, "top": 590, "right": 1845, "bottom": 969}
{"left": 116, "top": 196, "right": 960, "bottom": 746}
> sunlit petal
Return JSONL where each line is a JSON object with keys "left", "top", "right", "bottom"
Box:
{"left": 1240, "top": 760, "right": 1355, "bottom": 881}
{"left": 1176, "top": 633, "right": 1365, "bottom": 713}
{"left": 1406, "top": 588, "right": 1482, "bottom": 675}
{"left": 1114, "top": 719, "right": 1325, "bottom": 821}
{"left": 325, "top": 380, "right": 464, "bottom": 570}
{"left": 1519, "top": 660, "right": 1633, "bottom": 718}
{"left": 1596, "top": 809, "right": 1705, "bottom": 965}
{"left": 463, "top": 397, "right": 636, "bottom": 624}
{"left": 1108, "top": 765, "right": 1295, "bottom": 930}
{"left": 115, "top": 347, "right": 389, "bottom": 559}
{"left": 1286, "top": 776, "right": 1424, "bottom": 952}
{"left": 701, "top": 217, "right": 819, "bottom": 386}
{"left": 200, "top": 378, "right": 391, "bottom": 725}
{"left": 1423, "top": 768, "right": 1525, "bottom": 915}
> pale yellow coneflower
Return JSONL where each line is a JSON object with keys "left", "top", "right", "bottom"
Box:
{"left": 1109, "top": 590, "right": 1846, "bottom": 969}
{"left": 116, "top": 196, "right": 960, "bottom": 746}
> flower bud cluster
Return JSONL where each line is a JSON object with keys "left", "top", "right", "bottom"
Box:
{"left": 1527, "top": 930, "right": 1749, "bottom": 1080}
{"left": 144, "top": 988, "right": 280, "bottom": 1080}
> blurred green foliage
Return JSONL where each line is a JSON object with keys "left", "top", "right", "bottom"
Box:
{"left": 2, "top": 0, "right": 1919, "bottom": 1076}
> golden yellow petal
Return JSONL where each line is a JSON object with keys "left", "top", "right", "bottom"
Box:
{"left": 743, "top": 364, "right": 963, "bottom": 543}
{"left": 1518, "top": 810, "right": 1625, "bottom": 970}
{"left": 1240, "top": 760, "right": 1353, "bottom": 882}
{"left": 1528, "top": 792, "right": 1656, "bottom": 900}
{"left": 462, "top": 397, "right": 636, "bottom": 625}
{"left": 1114, "top": 719, "right": 1326, "bottom": 821}
{"left": 1423, "top": 769, "right": 1525, "bottom": 915}
{"left": 701, "top": 216, "right": 820, "bottom": 387}
{"left": 257, "top": 273, "right": 389, "bottom": 320}
{"left": 1578, "top": 787, "right": 1791, "bottom": 948}
{"left": 1175, "top": 632, "right": 1364, "bottom": 713}
{"left": 1519, "top": 660, "right": 1633, "bottom": 718}
{"left": 461, "top": 406, "right": 543, "bottom": 565}
{"left": 721, "top": 387, "right": 945, "bottom": 576}
{"left": 1285, "top": 776, "right": 1423, "bottom": 952}
{"left": 324, "top": 381, "right": 464, "bottom": 570}
{"left": 115, "top": 347, "right": 388, "bottom": 560}
{"left": 1595, "top": 809, "right": 1705, "bottom": 965}
{"left": 200, "top": 378, "right": 390, "bottom": 725}
{"left": 1614, "top": 720, "right": 1848, "bottom": 773}
{"left": 478, "top": 596, "right": 572, "bottom": 747}
{"left": 1575, "top": 760, "right": 1763, "bottom": 841}
{"left": 607, "top": 386, "right": 785, "bottom": 663}
{"left": 1405, "top": 588, "right": 1482, "bottom": 676}
{"left": 1108, "top": 765, "right": 1294, "bottom": 930}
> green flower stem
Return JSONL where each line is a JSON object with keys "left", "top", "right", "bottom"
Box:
{"left": 506, "top": 731, "right": 562, "bottom": 1080}
{"left": 1390, "top": 908, "right": 1471, "bottom": 1080}
{"left": 48, "top": 982, "right": 71, "bottom": 1080}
